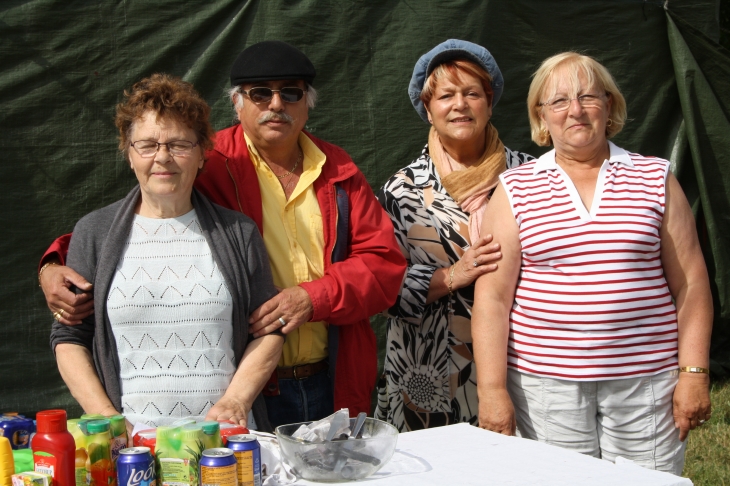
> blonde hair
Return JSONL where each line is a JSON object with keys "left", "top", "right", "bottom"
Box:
{"left": 527, "top": 52, "right": 627, "bottom": 146}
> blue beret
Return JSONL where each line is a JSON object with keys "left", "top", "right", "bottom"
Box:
{"left": 408, "top": 39, "right": 504, "bottom": 123}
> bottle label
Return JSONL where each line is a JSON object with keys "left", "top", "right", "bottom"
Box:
{"left": 111, "top": 437, "right": 127, "bottom": 464}
{"left": 159, "top": 458, "right": 192, "bottom": 486}
{"left": 75, "top": 465, "right": 88, "bottom": 486}
{"left": 34, "top": 451, "right": 57, "bottom": 478}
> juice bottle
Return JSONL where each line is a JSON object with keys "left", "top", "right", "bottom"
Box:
{"left": 0, "top": 436, "right": 14, "bottom": 486}
{"left": 85, "top": 420, "right": 115, "bottom": 486}
{"left": 67, "top": 418, "right": 89, "bottom": 486}
{"left": 198, "top": 422, "right": 222, "bottom": 450}
{"left": 32, "top": 410, "right": 76, "bottom": 486}
{"left": 107, "top": 416, "right": 127, "bottom": 466}
{"left": 155, "top": 426, "right": 204, "bottom": 486}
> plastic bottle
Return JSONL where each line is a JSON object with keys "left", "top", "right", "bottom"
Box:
{"left": 32, "top": 410, "right": 76, "bottom": 486}
{"left": 107, "top": 416, "right": 127, "bottom": 466}
{"left": 156, "top": 425, "right": 204, "bottom": 486}
{"left": 0, "top": 436, "right": 14, "bottom": 486}
{"left": 85, "top": 419, "right": 114, "bottom": 486}
{"left": 198, "top": 422, "right": 222, "bottom": 450}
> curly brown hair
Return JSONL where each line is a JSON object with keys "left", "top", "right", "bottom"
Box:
{"left": 115, "top": 73, "right": 215, "bottom": 155}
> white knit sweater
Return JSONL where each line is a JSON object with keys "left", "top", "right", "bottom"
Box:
{"left": 107, "top": 210, "right": 235, "bottom": 427}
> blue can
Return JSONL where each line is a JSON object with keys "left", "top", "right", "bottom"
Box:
{"left": 226, "top": 435, "right": 261, "bottom": 486}
{"left": 200, "top": 448, "right": 237, "bottom": 486}
{"left": 118, "top": 447, "right": 156, "bottom": 486}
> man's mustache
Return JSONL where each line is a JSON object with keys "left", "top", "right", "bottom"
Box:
{"left": 258, "top": 112, "right": 294, "bottom": 125}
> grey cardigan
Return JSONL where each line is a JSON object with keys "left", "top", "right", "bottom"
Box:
{"left": 50, "top": 186, "right": 279, "bottom": 432}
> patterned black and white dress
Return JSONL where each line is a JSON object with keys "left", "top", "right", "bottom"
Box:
{"left": 375, "top": 144, "right": 532, "bottom": 431}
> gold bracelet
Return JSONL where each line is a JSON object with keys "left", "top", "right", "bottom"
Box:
{"left": 448, "top": 263, "right": 456, "bottom": 296}
{"left": 38, "top": 262, "right": 58, "bottom": 287}
{"left": 679, "top": 366, "right": 710, "bottom": 374}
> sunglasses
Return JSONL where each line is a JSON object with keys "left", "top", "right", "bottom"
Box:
{"left": 241, "top": 87, "right": 306, "bottom": 104}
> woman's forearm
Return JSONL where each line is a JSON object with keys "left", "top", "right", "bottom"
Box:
{"left": 223, "top": 335, "right": 284, "bottom": 410}
{"left": 426, "top": 265, "right": 452, "bottom": 304}
{"left": 674, "top": 274, "right": 713, "bottom": 368}
{"left": 472, "top": 294, "right": 512, "bottom": 390}
{"left": 55, "top": 343, "right": 118, "bottom": 416}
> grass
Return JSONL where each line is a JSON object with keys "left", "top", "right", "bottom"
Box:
{"left": 684, "top": 378, "right": 730, "bottom": 485}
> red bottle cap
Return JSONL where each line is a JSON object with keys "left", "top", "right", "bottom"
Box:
{"left": 36, "top": 410, "right": 68, "bottom": 433}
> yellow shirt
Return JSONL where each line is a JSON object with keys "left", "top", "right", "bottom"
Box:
{"left": 246, "top": 132, "right": 329, "bottom": 367}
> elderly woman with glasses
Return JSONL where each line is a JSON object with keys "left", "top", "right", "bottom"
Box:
{"left": 50, "top": 74, "right": 282, "bottom": 434}
{"left": 471, "top": 52, "right": 712, "bottom": 475}
{"left": 375, "top": 40, "right": 532, "bottom": 431}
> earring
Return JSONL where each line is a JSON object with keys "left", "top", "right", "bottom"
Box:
{"left": 606, "top": 118, "right": 613, "bottom": 127}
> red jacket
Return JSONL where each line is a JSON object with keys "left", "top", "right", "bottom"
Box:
{"left": 43, "top": 124, "right": 406, "bottom": 416}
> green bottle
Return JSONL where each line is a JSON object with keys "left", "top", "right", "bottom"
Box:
{"left": 198, "top": 422, "right": 222, "bottom": 450}
{"left": 156, "top": 426, "right": 204, "bottom": 486}
{"left": 85, "top": 420, "right": 114, "bottom": 486}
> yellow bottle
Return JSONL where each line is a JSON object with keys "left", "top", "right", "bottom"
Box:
{"left": 0, "top": 436, "right": 14, "bottom": 486}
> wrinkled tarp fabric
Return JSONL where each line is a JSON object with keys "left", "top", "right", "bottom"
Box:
{"left": 0, "top": 0, "right": 726, "bottom": 415}
{"left": 667, "top": 10, "right": 730, "bottom": 375}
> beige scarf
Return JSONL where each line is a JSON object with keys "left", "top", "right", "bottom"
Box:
{"left": 429, "top": 122, "right": 506, "bottom": 244}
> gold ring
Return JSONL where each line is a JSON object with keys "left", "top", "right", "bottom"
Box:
{"left": 53, "top": 311, "right": 62, "bottom": 321}
{"left": 59, "top": 309, "right": 65, "bottom": 317}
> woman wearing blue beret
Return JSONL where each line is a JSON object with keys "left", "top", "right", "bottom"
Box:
{"left": 376, "top": 40, "right": 532, "bottom": 431}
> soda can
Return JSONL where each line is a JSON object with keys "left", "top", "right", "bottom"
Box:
{"left": 225, "top": 435, "right": 261, "bottom": 486}
{"left": 117, "top": 447, "right": 156, "bottom": 486}
{"left": 200, "top": 449, "right": 237, "bottom": 486}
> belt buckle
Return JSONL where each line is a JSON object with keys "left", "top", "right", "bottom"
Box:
{"left": 293, "top": 364, "right": 304, "bottom": 380}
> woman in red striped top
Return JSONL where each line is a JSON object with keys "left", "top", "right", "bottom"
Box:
{"left": 471, "top": 52, "right": 712, "bottom": 475}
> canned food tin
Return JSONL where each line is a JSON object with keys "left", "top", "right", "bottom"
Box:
{"left": 117, "top": 447, "right": 156, "bottom": 486}
{"left": 225, "top": 435, "right": 261, "bottom": 486}
{"left": 200, "top": 449, "right": 237, "bottom": 486}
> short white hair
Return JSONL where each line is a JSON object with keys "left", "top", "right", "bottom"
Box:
{"left": 229, "top": 83, "right": 318, "bottom": 111}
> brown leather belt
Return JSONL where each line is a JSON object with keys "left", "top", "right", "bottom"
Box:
{"left": 276, "top": 360, "right": 328, "bottom": 380}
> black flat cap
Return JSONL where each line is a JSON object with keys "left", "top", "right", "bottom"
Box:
{"left": 230, "top": 40, "right": 316, "bottom": 86}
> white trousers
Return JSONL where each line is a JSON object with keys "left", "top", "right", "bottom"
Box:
{"left": 507, "top": 368, "right": 686, "bottom": 475}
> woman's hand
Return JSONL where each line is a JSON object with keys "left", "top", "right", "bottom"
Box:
{"left": 427, "top": 235, "right": 502, "bottom": 304}
{"left": 452, "top": 235, "right": 502, "bottom": 290}
{"left": 205, "top": 395, "right": 250, "bottom": 427}
{"left": 478, "top": 387, "right": 516, "bottom": 435}
{"left": 673, "top": 372, "right": 711, "bottom": 441}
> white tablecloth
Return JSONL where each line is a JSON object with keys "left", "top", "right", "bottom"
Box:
{"left": 294, "top": 423, "right": 692, "bottom": 486}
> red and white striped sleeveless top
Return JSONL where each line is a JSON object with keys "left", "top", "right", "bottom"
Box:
{"left": 499, "top": 142, "right": 678, "bottom": 380}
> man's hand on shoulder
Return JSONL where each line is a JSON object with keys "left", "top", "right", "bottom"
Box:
{"left": 249, "top": 286, "right": 313, "bottom": 337}
{"left": 40, "top": 264, "right": 94, "bottom": 325}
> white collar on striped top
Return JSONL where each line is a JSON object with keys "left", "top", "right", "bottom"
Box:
{"left": 532, "top": 141, "right": 634, "bottom": 175}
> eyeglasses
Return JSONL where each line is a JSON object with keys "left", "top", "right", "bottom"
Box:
{"left": 539, "top": 93, "right": 608, "bottom": 112}
{"left": 130, "top": 140, "right": 199, "bottom": 157}
{"left": 241, "top": 87, "right": 306, "bottom": 104}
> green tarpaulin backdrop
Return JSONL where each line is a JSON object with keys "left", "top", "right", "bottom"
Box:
{"left": 1, "top": 0, "right": 728, "bottom": 415}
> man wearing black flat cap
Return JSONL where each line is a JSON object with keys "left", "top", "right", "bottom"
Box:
{"left": 201, "top": 40, "right": 406, "bottom": 427}
{"left": 39, "top": 40, "right": 406, "bottom": 428}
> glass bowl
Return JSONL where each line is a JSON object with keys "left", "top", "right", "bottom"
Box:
{"left": 275, "top": 417, "right": 398, "bottom": 482}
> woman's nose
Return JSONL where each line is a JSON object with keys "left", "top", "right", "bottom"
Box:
{"left": 154, "top": 144, "right": 172, "bottom": 164}
{"left": 453, "top": 93, "right": 466, "bottom": 109}
{"left": 567, "top": 97, "right": 585, "bottom": 116}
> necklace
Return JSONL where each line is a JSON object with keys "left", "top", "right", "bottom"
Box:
{"left": 275, "top": 149, "right": 302, "bottom": 179}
